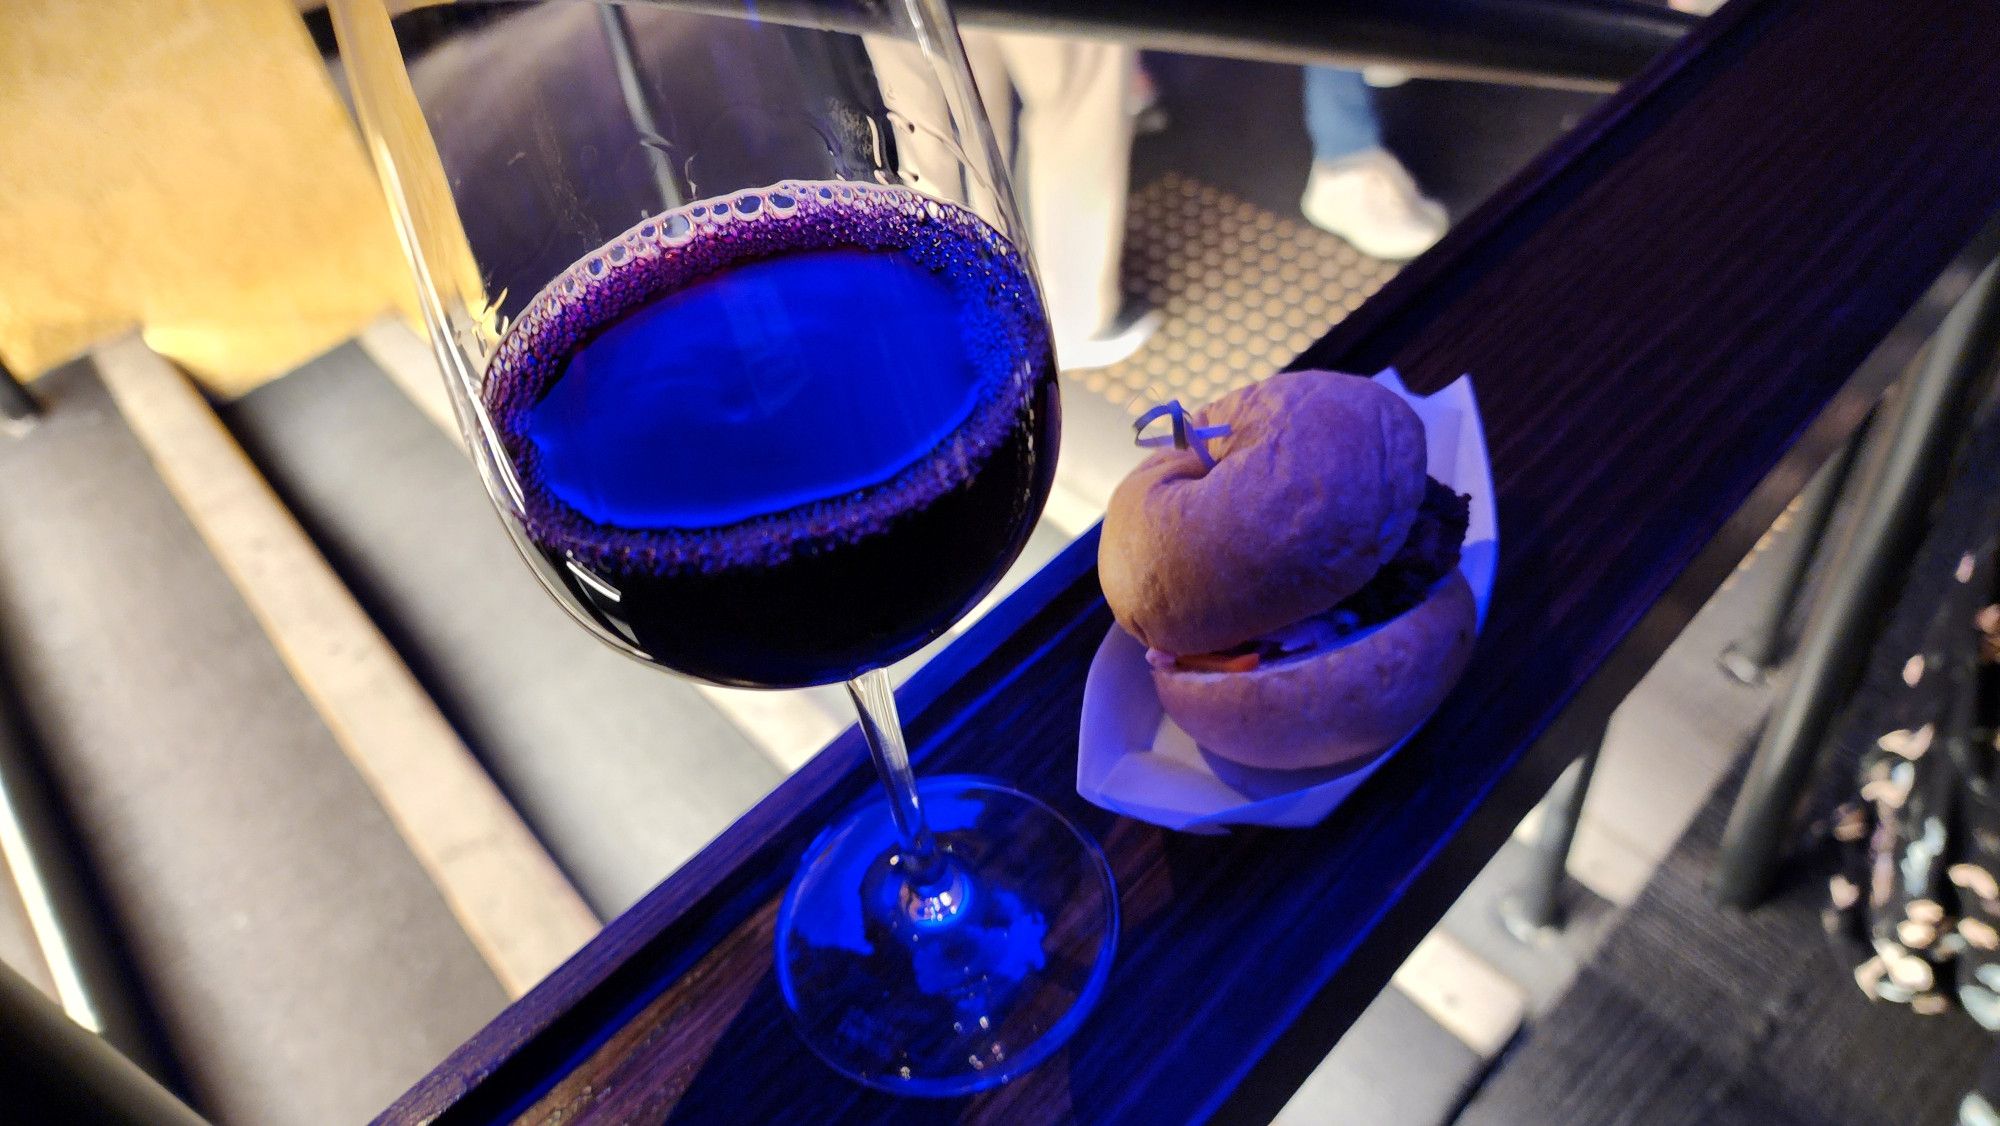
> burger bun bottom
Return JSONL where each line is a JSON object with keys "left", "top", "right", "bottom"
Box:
{"left": 1151, "top": 571, "right": 1477, "bottom": 772}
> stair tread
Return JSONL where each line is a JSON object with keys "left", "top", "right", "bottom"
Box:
{"left": 1276, "top": 982, "right": 1489, "bottom": 1125}
{"left": 224, "top": 343, "right": 787, "bottom": 916}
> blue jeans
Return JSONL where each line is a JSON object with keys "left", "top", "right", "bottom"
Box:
{"left": 1304, "top": 67, "right": 1380, "bottom": 163}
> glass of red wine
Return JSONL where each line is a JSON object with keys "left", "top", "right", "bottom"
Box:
{"left": 331, "top": 0, "right": 1117, "bottom": 1095}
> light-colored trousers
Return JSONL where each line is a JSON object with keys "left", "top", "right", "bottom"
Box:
{"left": 873, "top": 32, "right": 1136, "bottom": 352}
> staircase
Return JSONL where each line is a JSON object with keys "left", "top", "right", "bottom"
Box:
{"left": 0, "top": 354, "right": 508, "bottom": 1122}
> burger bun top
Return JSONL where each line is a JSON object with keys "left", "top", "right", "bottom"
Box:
{"left": 1099, "top": 370, "right": 1428, "bottom": 655}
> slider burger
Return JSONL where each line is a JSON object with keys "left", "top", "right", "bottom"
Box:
{"left": 1100, "top": 370, "right": 1476, "bottom": 771}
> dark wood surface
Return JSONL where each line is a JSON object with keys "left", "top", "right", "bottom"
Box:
{"left": 380, "top": 0, "right": 2000, "bottom": 1121}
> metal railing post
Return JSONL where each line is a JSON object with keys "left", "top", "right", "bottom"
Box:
{"left": 1500, "top": 726, "right": 1606, "bottom": 942}
{"left": 1718, "top": 410, "right": 1875, "bottom": 684}
{"left": 1713, "top": 257, "right": 2000, "bottom": 909}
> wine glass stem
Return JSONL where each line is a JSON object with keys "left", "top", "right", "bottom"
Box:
{"left": 846, "top": 668, "right": 947, "bottom": 889}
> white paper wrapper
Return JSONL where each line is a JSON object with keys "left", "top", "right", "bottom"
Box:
{"left": 1076, "top": 369, "right": 1496, "bottom": 833}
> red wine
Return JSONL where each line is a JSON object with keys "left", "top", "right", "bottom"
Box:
{"left": 482, "top": 181, "right": 1058, "bottom": 688}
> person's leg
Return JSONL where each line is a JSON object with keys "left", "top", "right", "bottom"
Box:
{"left": 1299, "top": 67, "right": 1447, "bottom": 261}
{"left": 959, "top": 30, "right": 1015, "bottom": 169}
{"left": 994, "top": 33, "right": 1143, "bottom": 363}
{"left": 864, "top": 33, "right": 1010, "bottom": 217}
{"left": 1303, "top": 67, "right": 1381, "bottom": 163}
{"left": 865, "top": 37, "right": 957, "bottom": 192}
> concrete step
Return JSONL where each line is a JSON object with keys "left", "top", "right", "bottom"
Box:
{"left": 0, "top": 358, "right": 508, "bottom": 1124}
{"left": 1278, "top": 983, "right": 1494, "bottom": 1126}
{"left": 222, "top": 341, "right": 788, "bottom": 916}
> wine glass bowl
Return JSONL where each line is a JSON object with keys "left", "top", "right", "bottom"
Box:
{"left": 478, "top": 179, "right": 1060, "bottom": 687}
{"left": 332, "top": 0, "right": 1116, "bottom": 1095}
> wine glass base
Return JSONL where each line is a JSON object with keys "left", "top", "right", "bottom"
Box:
{"left": 776, "top": 775, "right": 1118, "bottom": 1096}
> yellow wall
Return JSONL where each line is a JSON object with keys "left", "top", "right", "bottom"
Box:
{"left": 0, "top": 0, "right": 418, "bottom": 397}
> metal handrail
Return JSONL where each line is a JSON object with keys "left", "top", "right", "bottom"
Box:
{"left": 954, "top": 0, "right": 1697, "bottom": 92}
{"left": 0, "top": 959, "right": 205, "bottom": 1125}
{"left": 603, "top": 0, "right": 1698, "bottom": 92}
{"left": 0, "top": 646, "right": 179, "bottom": 1088}
{"left": 1714, "top": 255, "right": 2000, "bottom": 908}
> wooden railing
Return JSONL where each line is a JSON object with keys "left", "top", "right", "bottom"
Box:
{"left": 381, "top": 0, "right": 2000, "bottom": 1120}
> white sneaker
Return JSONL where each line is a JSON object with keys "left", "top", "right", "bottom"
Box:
{"left": 1360, "top": 66, "right": 1412, "bottom": 89}
{"left": 1056, "top": 303, "right": 1163, "bottom": 372}
{"left": 1300, "top": 148, "right": 1449, "bottom": 262}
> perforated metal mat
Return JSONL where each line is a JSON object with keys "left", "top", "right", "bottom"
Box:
{"left": 1069, "top": 172, "right": 1400, "bottom": 417}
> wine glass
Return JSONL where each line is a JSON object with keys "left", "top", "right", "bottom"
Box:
{"left": 329, "top": 0, "right": 1117, "bottom": 1095}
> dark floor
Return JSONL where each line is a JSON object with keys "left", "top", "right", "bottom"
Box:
{"left": 1463, "top": 761, "right": 1990, "bottom": 1126}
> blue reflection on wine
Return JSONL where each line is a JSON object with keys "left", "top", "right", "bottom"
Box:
{"left": 525, "top": 249, "right": 987, "bottom": 528}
